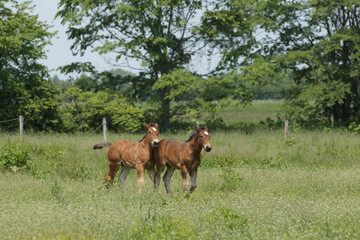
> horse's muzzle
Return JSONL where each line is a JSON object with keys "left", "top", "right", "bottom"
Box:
{"left": 204, "top": 145, "right": 212, "bottom": 152}
{"left": 152, "top": 140, "right": 159, "bottom": 147}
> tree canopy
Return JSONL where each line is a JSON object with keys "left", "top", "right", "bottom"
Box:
{"left": 56, "top": 0, "right": 252, "bottom": 129}
{"left": 3, "top": 0, "right": 359, "bottom": 132}
{"left": 0, "top": 0, "right": 60, "bottom": 131}
{"left": 209, "top": 0, "right": 360, "bottom": 126}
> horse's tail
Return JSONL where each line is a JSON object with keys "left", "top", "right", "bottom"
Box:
{"left": 93, "top": 142, "right": 112, "bottom": 150}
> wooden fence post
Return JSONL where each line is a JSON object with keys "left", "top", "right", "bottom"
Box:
{"left": 103, "top": 117, "right": 107, "bottom": 142}
{"left": 284, "top": 120, "right": 288, "bottom": 141}
{"left": 19, "top": 115, "right": 24, "bottom": 138}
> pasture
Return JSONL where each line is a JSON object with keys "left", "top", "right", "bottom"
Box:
{"left": 1, "top": 101, "right": 360, "bottom": 239}
{"left": 219, "top": 100, "right": 284, "bottom": 124}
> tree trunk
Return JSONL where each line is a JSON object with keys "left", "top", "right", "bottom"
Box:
{"left": 160, "top": 98, "right": 170, "bottom": 130}
{"left": 339, "top": 40, "right": 352, "bottom": 123}
{"left": 341, "top": 93, "right": 352, "bottom": 123}
{"left": 351, "top": 77, "right": 359, "bottom": 115}
{"left": 332, "top": 102, "right": 341, "bottom": 124}
{"left": 158, "top": 68, "right": 171, "bottom": 130}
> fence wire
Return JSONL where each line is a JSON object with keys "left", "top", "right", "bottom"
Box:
{"left": 91, "top": 123, "right": 103, "bottom": 134}
{"left": 0, "top": 118, "right": 18, "bottom": 123}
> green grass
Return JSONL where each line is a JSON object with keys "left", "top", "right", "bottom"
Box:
{"left": 1, "top": 130, "right": 360, "bottom": 239}
{"left": 1, "top": 168, "right": 360, "bottom": 239}
{"left": 218, "top": 100, "right": 284, "bottom": 123}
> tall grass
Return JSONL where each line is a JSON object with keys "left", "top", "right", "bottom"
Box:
{"left": 203, "top": 129, "right": 360, "bottom": 169}
{"left": 1, "top": 129, "right": 360, "bottom": 239}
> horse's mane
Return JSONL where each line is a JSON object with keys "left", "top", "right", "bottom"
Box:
{"left": 185, "top": 126, "right": 207, "bottom": 142}
{"left": 139, "top": 123, "right": 157, "bottom": 142}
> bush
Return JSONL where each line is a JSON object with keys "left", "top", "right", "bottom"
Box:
{"left": 348, "top": 122, "right": 360, "bottom": 134}
{"left": 60, "top": 88, "right": 143, "bottom": 133}
{"left": 259, "top": 116, "right": 283, "bottom": 130}
{"left": 205, "top": 116, "right": 226, "bottom": 130}
{"left": 0, "top": 141, "right": 32, "bottom": 172}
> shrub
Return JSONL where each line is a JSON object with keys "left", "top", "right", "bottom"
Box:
{"left": 0, "top": 141, "right": 32, "bottom": 172}
{"left": 205, "top": 115, "right": 226, "bottom": 130}
{"left": 60, "top": 88, "right": 143, "bottom": 133}
{"left": 259, "top": 116, "right": 283, "bottom": 130}
{"left": 202, "top": 154, "right": 239, "bottom": 168}
{"left": 235, "top": 122, "right": 256, "bottom": 134}
{"left": 348, "top": 122, "right": 360, "bottom": 134}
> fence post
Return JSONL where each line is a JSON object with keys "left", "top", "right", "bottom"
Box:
{"left": 19, "top": 115, "right": 24, "bottom": 138}
{"left": 196, "top": 119, "right": 200, "bottom": 126}
{"left": 103, "top": 117, "right": 107, "bottom": 142}
{"left": 284, "top": 120, "right": 288, "bottom": 141}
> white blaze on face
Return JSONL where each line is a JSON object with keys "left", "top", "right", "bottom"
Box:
{"left": 152, "top": 127, "right": 156, "bottom": 132}
{"left": 204, "top": 131, "right": 209, "bottom": 135}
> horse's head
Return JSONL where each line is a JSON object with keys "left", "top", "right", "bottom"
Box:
{"left": 144, "top": 122, "right": 160, "bottom": 147}
{"left": 195, "top": 126, "right": 212, "bottom": 152}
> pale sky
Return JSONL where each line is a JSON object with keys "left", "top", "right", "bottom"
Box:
{"left": 30, "top": 0, "right": 131, "bottom": 79}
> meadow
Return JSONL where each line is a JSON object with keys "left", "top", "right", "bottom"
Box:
{"left": 1, "top": 101, "right": 360, "bottom": 239}
{"left": 219, "top": 100, "right": 284, "bottom": 124}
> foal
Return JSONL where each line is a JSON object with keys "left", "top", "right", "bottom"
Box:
{"left": 106, "top": 123, "right": 159, "bottom": 192}
{"left": 154, "top": 126, "right": 212, "bottom": 195}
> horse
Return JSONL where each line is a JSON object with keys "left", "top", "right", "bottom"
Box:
{"left": 106, "top": 123, "right": 160, "bottom": 192}
{"left": 154, "top": 126, "right": 212, "bottom": 195}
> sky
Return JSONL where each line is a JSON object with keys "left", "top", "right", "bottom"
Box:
{"left": 29, "top": 0, "right": 131, "bottom": 79}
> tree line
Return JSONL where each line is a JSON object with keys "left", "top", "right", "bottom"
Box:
{"left": 1, "top": 0, "right": 360, "bottom": 132}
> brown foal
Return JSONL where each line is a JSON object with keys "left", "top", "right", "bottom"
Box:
{"left": 154, "top": 126, "right": 212, "bottom": 195}
{"left": 106, "top": 123, "right": 159, "bottom": 192}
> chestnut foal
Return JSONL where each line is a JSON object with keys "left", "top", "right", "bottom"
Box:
{"left": 154, "top": 126, "right": 212, "bottom": 195}
{"left": 106, "top": 123, "right": 159, "bottom": 192}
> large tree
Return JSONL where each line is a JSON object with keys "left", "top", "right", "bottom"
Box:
{"left": 208, "top": 0, "right": 360, "bottom": 126}
{"left": 262, "top": 0, "right": 360, "bottom": 125}
{"left": 0, "top": 0, "right": 60, "bottom": 131}
{"left": 56, "top": 0, "right": 255, "bottom": 129}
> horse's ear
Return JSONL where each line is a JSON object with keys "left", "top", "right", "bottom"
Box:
{"left": 204, "top": 126, "right": 208, "bottom": 131}
{"left": 194, "top": 125, "right": 201, "bottom": 132}
{"left": 154, "top": 123, "right": 159, "bottom": 129}
{"left": 143, "top": 122, "right": 149, "bottom": 129}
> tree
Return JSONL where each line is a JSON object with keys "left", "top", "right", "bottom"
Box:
{"left": 56, "top": 0, "right": 254, "bottom": 129}
{"left": 261, "top": 0, "right": 360, "bottom": 125}
{"left": 74, "top": 73, "right": 98, "bottom": 92}
{"left": 50, "top": 74, "right": 72, "bottom": 93}
{"left": 0, "top": 0, "right": 60, "bottom": 131}
{"left": 97, "top": 69, "right": 136, "bottom": 95}
{"left": 208, "top": 0, "right": 360, "bottom": 126}
{"left": 198, "top": 0, "right": 260, "bottom": 71}
{"left": 149, "top": 69, "right": 253, "bottom": 130}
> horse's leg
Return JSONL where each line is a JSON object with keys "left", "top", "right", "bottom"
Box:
{"left": 135, "top": 163, "right": 145, "bottom": 193}
{"left": 189, "top": 167, "right": 198, "bottom": 193}
{"left": 106, "top": 161, "right": 120, "bottom": 188}
{"left": 163, "top": 166, "right": 175, "bottom": 196}
{"left": 147, "top": 166, "right": 155, "bottom": 184}
{"left": 180, "top": 165, "right": 189, "bottom": 193}
{"left": 118, "top": 166, "right": 130, "bottom": 188}
{"left": 154, "top": 163, "right": 165, "bottom": 190}
{"left": 154, "top": 148, "right": 165, "bottom": 190}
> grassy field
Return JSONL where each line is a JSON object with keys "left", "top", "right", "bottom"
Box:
{"left": 1, "top": 130, "right": 360, "bottom": 239}
{"left": 218, "top": 100, "right": 284, "bottom": 123}
{"left": 1, "top": 101, "right": 360, "bottom": 239}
